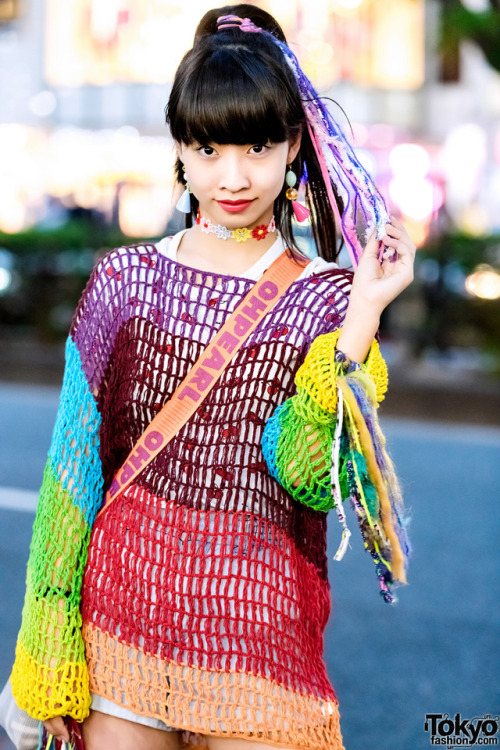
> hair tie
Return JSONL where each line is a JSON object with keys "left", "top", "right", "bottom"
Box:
{"left": 216, "top": 15, "right": 262, "bottom": 33}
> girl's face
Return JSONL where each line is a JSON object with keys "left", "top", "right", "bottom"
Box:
{"left": 178, "top": 138, "right": 300, "bottom": 228}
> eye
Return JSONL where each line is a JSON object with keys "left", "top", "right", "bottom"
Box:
{"left": 196, "top": 145, "right": 216, "bottom": 156}
{"left": 249, "top": 144, "right": 270, "bottom": 154}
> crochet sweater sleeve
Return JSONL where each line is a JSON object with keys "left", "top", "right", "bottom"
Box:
{"left": 261, "top": 326, "right": 411, "bottom": 603}
{"left": 10, "top": 276, "right": 106, "bottom": 721}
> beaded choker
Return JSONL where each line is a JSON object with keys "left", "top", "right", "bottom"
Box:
{"left": 196, "top": 213, "right": 276, "bottom": 242}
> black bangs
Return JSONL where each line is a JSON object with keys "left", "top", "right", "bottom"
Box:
{"left": 168, "top": 41, "right": 301, "bottom": 146}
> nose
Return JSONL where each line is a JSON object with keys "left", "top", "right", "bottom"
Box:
{"left": 217, "top": 152, "right": 251, "bottom": 193}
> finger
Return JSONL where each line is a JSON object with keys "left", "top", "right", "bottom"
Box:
{"left": 382, "top": 234, "right": 398, "bottom": 247}
{"left": 48, "top": 730, "right": 70, "bottom": 743}
{"left": 395, "top": 237, "right": 417, "bottom": 260}
{"left": 380, "top": 237, "right": 414, "bottom": 264}
{"left": 389, "top": 216, "right": 417, "bottom": 248}
{"left": 363, "top": 229, "right": 382, "bottom": 258}
{"left": 44, "top": 717, "right": 70, "bottom": 743}
{"left": 385, "top": 223, "right": 402, "bottom": 239}
{"left": 389, "top": 213, "right": 403, "bottom": 227}
{"left": 382, "top": 231, "right": 416, "bottom": 256}
{"left": 382, "top": 244, "right": 415, "bottom": 283}
{"left": 380, "top": 238, "right": 401, "bottom": 265}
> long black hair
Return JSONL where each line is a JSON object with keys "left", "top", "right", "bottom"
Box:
{"left": 165, "top": 4, "right": 344, "bottom": 263}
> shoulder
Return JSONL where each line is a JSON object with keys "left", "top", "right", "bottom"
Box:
{"left": 82, "top": 240, "right": 162, "bottom": 301}
{"left": 93, "top": 241, "right": 161, "bottom": 278}
{"left": 68, "top": 241, "right": 162, "bottom": 392}
{"left": 154, "top": 235, "right": 174, "bottom": 258}
{"left": 297, "top": 255, "right": 353, "bottom": 299}
{"left": 69, "top": 241, "right": 159, "bottom": 336}
{"left": 305, "top": 255, "right": 353, "bottom": 280}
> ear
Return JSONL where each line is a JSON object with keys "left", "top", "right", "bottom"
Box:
{"left": 175, "top": 141, "right": 185, "bottom": 163}
{"left": 287, "top": 134, "right": 302, "bottom": 164}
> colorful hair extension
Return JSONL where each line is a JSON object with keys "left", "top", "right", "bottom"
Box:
{"left": 216, "top": 15, "right": 391, "bottom": 267}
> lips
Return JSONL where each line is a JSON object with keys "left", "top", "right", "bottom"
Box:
{"left": 217, "top": 199, "right": 254, "bottom": 213}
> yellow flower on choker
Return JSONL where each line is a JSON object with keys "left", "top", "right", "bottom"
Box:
{"left": 233, "top": 227, "right": 252, "bottom": 242}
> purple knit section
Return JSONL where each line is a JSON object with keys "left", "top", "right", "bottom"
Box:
{"left": 70, "top": 243, "right": 352, "bottom": 396}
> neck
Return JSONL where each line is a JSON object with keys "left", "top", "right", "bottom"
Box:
{"left": 176, "top": 214, "right": 280, "bottom": 275}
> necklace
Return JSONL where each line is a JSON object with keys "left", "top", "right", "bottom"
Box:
{"left": 196, "top": 211, "right": 276, "bottom": 242}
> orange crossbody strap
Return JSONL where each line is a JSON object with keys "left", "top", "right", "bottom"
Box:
{"left": 97, "top": 250, "right": 308, "bottom": 519}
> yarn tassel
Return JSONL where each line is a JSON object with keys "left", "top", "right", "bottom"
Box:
{"left": 291, "top": 200, "right": 310, "bottom": 223}
{"left": 346, "top": 373, "right": 412, "bottom": 564}
{"left": 331, "top": 384, "right": 352, "bottom": 561}
{"left": 336, "top": 375, "right": 411, "bottom": 601}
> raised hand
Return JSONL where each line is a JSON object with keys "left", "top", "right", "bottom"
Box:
{"left": 336, "top": 216, "right": 416, "bottom": 364}
{"left": 350, "top": 215, "right": 417, "bottom": 315}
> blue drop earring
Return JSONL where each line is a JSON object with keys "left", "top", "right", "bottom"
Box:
{"left": 176, "top": 165, "right": 192, "bottom": 213}
{"left": 285, "top": 164, "right": 310, "bottom": 223}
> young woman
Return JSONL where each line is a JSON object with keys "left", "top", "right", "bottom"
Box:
{"left": 8, "top": 5, "right": 415, "bottom": 750}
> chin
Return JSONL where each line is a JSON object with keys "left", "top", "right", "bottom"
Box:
{"left": 217, "top": 214, "right": 251, "bottom": 225}
{"left": 213, "top": 209, "right": 262, "bottom": 227}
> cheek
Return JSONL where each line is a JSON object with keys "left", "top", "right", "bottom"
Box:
{"left": 186, "top": 167, "right": 212, "bottom": 195}
{"left": 266, "top": 171, "right": 286, "bottom": 200}
{"left": 256, "top": 163, "right": 286, "bottom": 199}
{"left": 266, "top": 153, "right": 288, "bottom": 197}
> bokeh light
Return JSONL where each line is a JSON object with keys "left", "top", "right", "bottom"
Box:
{"left": 0, "top": 267, "right": 12, "bottom": 293}
{"left": 388, "top": 143, "right": 434, "bottom": 229}
{"left": 460, "top": 0, "right": 489, "bottom": 10}
{"left": 118, "top": 184, "right": 172, "bottom": 237}
{"left": 441, "top": 124, "right": 487, "bottom": 223}
{"left": 461, "top": 203, "right": 491, "bottom": 237}
{"left": 29, "top": 91, "right": 57, "bottom": 118}
{"left": 336, "top": 0, "right": 364, "bottom": 9}
{"left": 465, "top": 264, "right": 500, "bottom": 300}
{"left": 390, "top": 143, "right": 431, "bottom": 180}
{"left": 370, "top": 124, "right": 396, "bottom": 150}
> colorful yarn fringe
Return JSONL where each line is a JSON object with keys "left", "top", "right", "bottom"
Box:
{"left": 271, "top": 37, "right": 391, "bottom": 267}
{"left": 229, "top": 17, "right": 391, "bottom": 266}
{"left": 262, "top": 328, "right": 411, "bottom": 603}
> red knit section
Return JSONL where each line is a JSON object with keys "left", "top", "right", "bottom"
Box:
{"left": 97, "top": 318, "right": 331, "bottom": 580}
{"left": 82, "top": 485, "right": 336, "bottom": 702}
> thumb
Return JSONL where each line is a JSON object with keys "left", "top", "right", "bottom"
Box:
{"left": 363, "top": 229, "right": 381, "bottom": 259}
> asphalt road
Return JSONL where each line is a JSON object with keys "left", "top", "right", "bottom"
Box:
{"left": 0, "top": 383, "right": 499, "bottom": 750}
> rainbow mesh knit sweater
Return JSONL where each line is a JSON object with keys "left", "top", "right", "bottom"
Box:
{"left": 10, "top": 239, "right": 410, "bottom": 749}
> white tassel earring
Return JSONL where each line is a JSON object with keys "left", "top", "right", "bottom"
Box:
{"left": 176, "top": 165, "right": 192, "bottom": 213}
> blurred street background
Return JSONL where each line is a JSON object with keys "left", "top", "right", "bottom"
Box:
{"left": 0, "top": 1, "right": 499, "bottom": 749}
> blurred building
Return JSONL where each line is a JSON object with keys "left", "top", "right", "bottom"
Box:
{"left": 0, "top": 0, "right": 499, "bottom": 242}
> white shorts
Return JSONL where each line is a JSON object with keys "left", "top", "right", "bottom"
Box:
{"left": 90, "top": 693, "right": 178, "bottom": 732}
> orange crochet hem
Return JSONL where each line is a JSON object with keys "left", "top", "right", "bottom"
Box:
{"left": 83, "top": 622, "right": 345, "bottom": 750}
